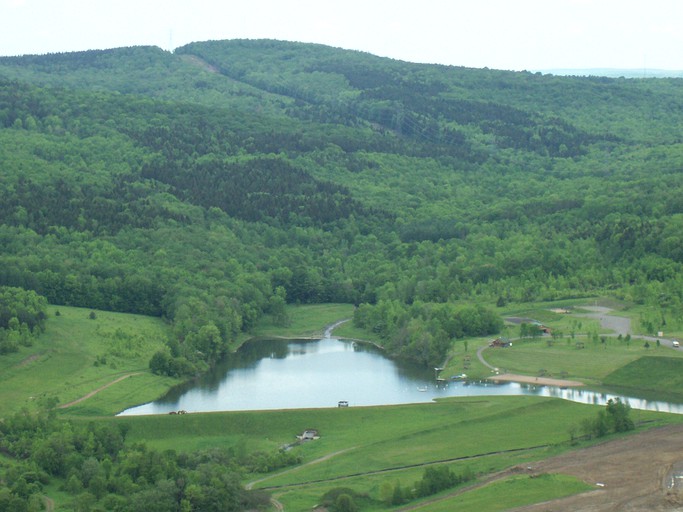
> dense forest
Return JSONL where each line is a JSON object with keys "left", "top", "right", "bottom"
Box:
{"left": 1, "top": 39, "right": 682, "bottom": 373}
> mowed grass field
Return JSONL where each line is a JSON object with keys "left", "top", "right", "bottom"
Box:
{"left": 482, "top": 337, "right": 683, "bottom": 386}
{"left": 407, "top": 473, "right": 592, "bottom": 512}
{"left": 0, "top": 305, "right": 175, "bottom": 416}
{"left": 108, "top": 396, "right": 682, "bottom": 511}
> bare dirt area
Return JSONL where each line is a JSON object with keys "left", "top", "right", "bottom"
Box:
{"left": 508, "top": 423, "right": 683, "bottom": 512}
{"left": 489, "top": 373, "right": 584, "bottom": 387}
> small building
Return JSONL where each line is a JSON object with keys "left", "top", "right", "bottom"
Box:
{"left": 489, "top": 337, "right": 512, "bottom": 348}
{"left": 297, "top": 429, "right": 320, "bottom": 441}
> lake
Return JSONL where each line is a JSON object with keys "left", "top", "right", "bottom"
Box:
{"left": 119, "top": 335, "right": 683, "bottom": 416}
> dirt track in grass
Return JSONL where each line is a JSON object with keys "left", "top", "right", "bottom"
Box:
{"left": 57, "top": 372, "right": 142, "bottom": 409}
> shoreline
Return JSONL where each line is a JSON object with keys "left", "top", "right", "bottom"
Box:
{"left": 488, "top": 373, "right": 585, "bottom": 387}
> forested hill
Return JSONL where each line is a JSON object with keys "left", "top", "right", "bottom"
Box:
{"left": 1, "top": 39, "right": 682, "bottom": 368}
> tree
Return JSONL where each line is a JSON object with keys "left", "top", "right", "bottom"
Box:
{"left": 391, "top": 481, "right": 407, "bottom": 505}
{"left": 269, "top": 286, "right": 290, "bottom": 327}
{"left": 149, "top": 350, "right": 171, "bottom": 375}
{"left": 606, "top": 398, "right": 634, "bottom": 433}
{"left": 334, "top": 493, "right": 358, "bottom": 512}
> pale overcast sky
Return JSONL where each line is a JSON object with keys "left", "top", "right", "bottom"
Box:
{"left": 1, "top": 0, "right": 681, "bottom": 71}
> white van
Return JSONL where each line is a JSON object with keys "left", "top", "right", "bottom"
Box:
{"left": 673, "top": 341, "right": 680, "bottom": 348}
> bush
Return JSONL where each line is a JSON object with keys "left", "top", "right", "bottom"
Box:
{"left": 319, "top": 488, "right": 367, "bottom": 511}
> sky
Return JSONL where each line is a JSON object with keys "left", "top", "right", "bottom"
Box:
{"left": 1, "top": 0, "right": 681, "bottom": 72}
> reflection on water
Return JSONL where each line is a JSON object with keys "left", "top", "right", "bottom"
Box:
{"left": 119, "top": 337, "right": 683, "bottom": 416}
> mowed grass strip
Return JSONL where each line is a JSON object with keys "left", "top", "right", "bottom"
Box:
{"left": 0, "top": 305, "right": 172, "bottom": 415}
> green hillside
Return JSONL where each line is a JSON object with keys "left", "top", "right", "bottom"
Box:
{"left": 1, "top": 40, "right": 683, "bottom": 369}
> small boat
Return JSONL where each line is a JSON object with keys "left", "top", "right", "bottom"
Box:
{"left": 417, "top": 386, "right": 428, "bottom": 392}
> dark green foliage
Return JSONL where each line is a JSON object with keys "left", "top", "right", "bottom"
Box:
{"left": 0, "top": 287, "right": 48, "bottom": 354}
{"left": 580, "top": 398, "right": 634, "bottom": 439}
{"left": 1, "top": 39, "right": 683, "bottom": 373}
{"left": 606, "top": 398, "right": 635, "bottom": 433}
{"left": 414, "top": 465, "right": 475, "bottom": 498}
{"left": 353, "top": 301, "right": 501, "bottom": 365}
{"left": 319, "top": 488, "right": 368, "bottom": 512}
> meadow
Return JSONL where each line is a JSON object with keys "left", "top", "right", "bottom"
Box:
{"left": 0, "top": 304, "right": 175, "bottom": 416}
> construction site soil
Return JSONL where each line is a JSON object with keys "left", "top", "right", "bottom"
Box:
{"left": 509, "top": 422, "right": 683, "bottom": 511}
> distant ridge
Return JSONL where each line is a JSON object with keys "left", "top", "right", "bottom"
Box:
{"left": 538, "top": 68, "right": 683, "bottom": 78}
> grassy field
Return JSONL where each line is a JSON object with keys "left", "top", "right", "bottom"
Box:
{"left": 482, "top": 337, "right": 683, "bottom": 386}
{"left": 407, "top": 473, "right": 592, "bottom": 512}
{"left": 0, "top": 305, "right": 175, "bottom": 416}
{"left": 0, "top": 303, "right": 354, "bottom": 417}
{"left": 243, "top": 303, "right": 355, "bottom": 341}
{"left": 603, "top": 356, "right": 683, "bottom": 397}
{"left": 107, "top": 395, "right": 682, "bottom": 511}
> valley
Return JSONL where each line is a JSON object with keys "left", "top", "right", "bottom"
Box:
{"left": 1, "top": 39, "right": 683, "bottom": 510}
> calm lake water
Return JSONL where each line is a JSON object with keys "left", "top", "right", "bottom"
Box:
{"left": 119, "top": 335, "right": 683, "bottom": 416}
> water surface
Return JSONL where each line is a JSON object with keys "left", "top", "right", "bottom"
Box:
{"left": 119, "top": 336, "right": 683, "bottom": 415}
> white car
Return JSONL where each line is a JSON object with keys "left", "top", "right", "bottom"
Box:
{"left": 673, "top": 341, "right": 680, "bottom": 348}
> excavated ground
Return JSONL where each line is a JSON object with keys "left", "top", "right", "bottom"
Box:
{"left": 509, "top": 423, "right": 683, "bottom": 511}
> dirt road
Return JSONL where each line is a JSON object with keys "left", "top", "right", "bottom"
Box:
{"left": 578, "top": 305, "right": 632, "bottom": 337}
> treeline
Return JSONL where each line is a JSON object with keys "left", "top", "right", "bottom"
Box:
{"left": 0, "top": 287, "right": 47, "bottom": 355}
{"left": 0, "top": 409, "right": 298, "bottom": 511}
{"left": 353, "top": 301, "right": 502, "bottom": 365}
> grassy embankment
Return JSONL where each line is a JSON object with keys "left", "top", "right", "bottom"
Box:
{"left": 113, "top": 396, "right": 679, "bottom": 511}
{"left": 404, "top": 473, "right": 592, "bottom": 512}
